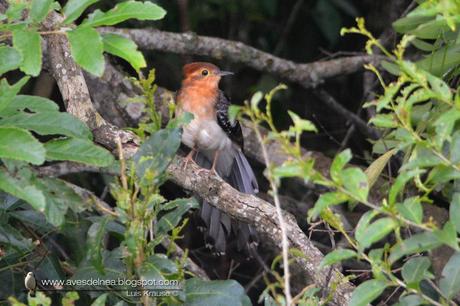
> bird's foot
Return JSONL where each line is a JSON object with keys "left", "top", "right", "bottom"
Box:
{"left": 182, "top": 150, "right": 197, "bottom": 170}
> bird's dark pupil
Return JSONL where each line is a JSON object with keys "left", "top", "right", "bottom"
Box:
{"left": 202, "top": 70, "right": 208, "bottom": 76}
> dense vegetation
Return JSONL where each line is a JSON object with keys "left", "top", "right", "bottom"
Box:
{"left": 1, "top": 0, "right": 460, "bottom": 305}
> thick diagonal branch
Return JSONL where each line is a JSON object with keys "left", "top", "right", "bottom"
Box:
{"left": 98, "top": 27, "right": 380, "bottom": 89}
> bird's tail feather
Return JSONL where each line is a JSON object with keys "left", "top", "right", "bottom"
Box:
{"left": 194, "top": 149, "right": 259, "bottom": 256}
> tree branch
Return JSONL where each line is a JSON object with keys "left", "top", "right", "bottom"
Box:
{"left": 98, "top": 27, "right": 381, "bottom": 89}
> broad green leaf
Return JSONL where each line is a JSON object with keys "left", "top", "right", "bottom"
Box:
{"left": 87, "top": 217, "right": 109, "bottom": 272}
{"left": 394, "top": 294, "right": 424, "bottom": 306}
{"left": 0, "top": 127, "right": 45, "bottom": 165}
{"left": 0, "top": 77, "right": 30, "bottom": 114}
{"left": 401, "top": 257, "right": 432, "bottom": 286}
{"left": 393, "top": 15, "right": 433, "bottom": 33}
{"left": 90, "top": 293, "right": 107, "bottom": 306}
{"left": 102, "top": 33, "right": 146, "bottom": 72}
{"left": 340, "top": 168, "right": 369, "bottom": 202}
{"left": 319, "top": 249, "right": 357, "bottom": 268}
{"left": 365, "top": 149, "right": 396, "bottom": 189}
{"left": 451, "top": 193, "right": 460, "bottom": 234}
{"left": 349, "top": 279, "right": 388, "bottom": 306}
{"left": 0, "top": 171, "right": 45, "bottom": 212}
{"left": 62, "top": 0, "right": 99, "bottom": 24}
{"left": 30, "top": 0, "right": 54, "bottom": 23}
{"left": 134, "top": 128, "right": 181, "bottom": 185}
{"left": 330, "top": 149, "right": 352, "bottom": 182}
{"left": 5, "top": 1, "right": 27, "bottom": 21}
{"left": 12, "top": 29, "right": 42, "bottom": 76}
{"left": 433, "top": 221, "right": 458, "bottom": 250}
{"left": 185, "top": 278, "right": 251, "bottom": 306}
{"left": 396, "top": 197, "right": 423, "bottom": 224}
{"left": 0, "top": 95, "right": 59, "bottom": 116}
{"left": 157, "top": 198, "right": 198, "bottom": 234}
{"left": 356, "top": 217, "right": 398, "bottom": 250}
{"left": 45, "top": 138, "right": 114, "bottom": 167}
{"left": 417, "top": 44, "right": 460, "bottom": 77}
{"left": 0, "top": 223, "right": 33, "bottom": 251}
{"left": 0, "top": 112, "right": 92, "bottom": 139}
{"left": 390, "top": 232, "right": 442, "bottom": 263}
{"left": 355, "top": 210, "right": 378, "bottom": 243}
{"left": 32, "top": 177, "right": 83, "bottom": 226}
{"left": 452, "top": 131, "right": 460, "bottom": 164}
{"left": 0, "top": 46, "right": 22, "bottom": 75}
{"left": 307, "top": 192, "right": 348, "bottom": 221}
{"left": 140, "top": 254, "right": 178, "bottom": 284}
{"left": 409, "top": 18, "right": 451, "bottom": 39}
{"left": 389, "top": 169, "right": 425, "bottom": 206}
{"left": 434, "top": 109, "right": 460, "bottom": 147}
{"left": 68, "top": 26, "right": 104, "bottom": 77}
{"left": 440, "top": 252, "right": 460, "bottom": 299}
{"left": 83, "top": 1, "right": 166, "bottom": 27}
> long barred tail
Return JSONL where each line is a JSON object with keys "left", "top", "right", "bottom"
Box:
{"left": 194, "top": 148, "right": 259, "bottom": 257}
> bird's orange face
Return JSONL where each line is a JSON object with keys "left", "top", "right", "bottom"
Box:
{"left": 182, "top": 62, "right": 233, "bottom": 89}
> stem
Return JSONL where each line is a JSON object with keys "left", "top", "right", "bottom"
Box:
{"left": 252, "top": 119, "right": 292, "bottom": 305}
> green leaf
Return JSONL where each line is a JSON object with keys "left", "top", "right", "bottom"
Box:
{"left": 0, "top": 46, "right": 22, "bottom": 75}
{"left": 0, "top": 95, "right": 59, "bottom": 116}
{"left": 0, "top": 111, "right": 91, "bottom": 139}
{"left": 390, "top": 232, "right": 442, "bottom": 263}
{"left": 133, "top": 128, "right": 181, "bottom": 185}
{"left": 307, "top": 192, "right": 348, "bottom": 221}
{"left": 340, "top": 168, "right": 369, "bottom": 202}
{"left": 185, "top": 278, "right": 251, "bottom": 306}
{"left": 396, "top": 197, "right": 423, "bottom": 224}
{"left": 0, "top": 127, "right": 45, "bottom": 165}
{"left": 355, "top": 210, "right": 378, "bottom": 243}
{"left": 319, "top": 249, "right": 357, "bottom": 268}
{"left": 349, "top": 279, "right": 388, "bottom": 306}
{"left": 451, "top": 193, "right": 460, "bottom": 234}
{"left": 140, "top": 254, "right": 178, "bottom": 283}
{"left": 45, "top": 138, "right": 114, "bottom": 166}
{"left": 157, "top": 198, "right": 198, "bottom": 235}
{"left": 12, "top": 29, "right": 42, "bottom": 76}
{"left": 440, "top": 252, "right": 460, "bottom": 299}
{"left": 434, "top": 109, "right": 460, "bottom": 146}
{"left": 87, "top": 217, "right": 109, "bottom": 272}
{"left": 356, "top": 217, "right": 398, "bottom": 250}
{"left": 32, "top": 177, "right": 83, "bottom": 226}
{"left": 90, "top": 293, "right": 107, "bottom": 306}
{"left": 68, "top": 26, "right": 104, "bottom": 77}
{"left": 30, "top": 0, "right": 54, "bottom": 23}
{"left": 62, "top": 0, "right": 99, "bottom": 24}
{"left": 417, "top": 44, "right": 460, "bottom": 77}
{"left": 433, "top": 221, "right": 458, "bottom": 250}
{"left": 393, "top": 15, "right": 433, "bottom": 33}
{"left": 102, "top": 33, "right": 146, "bottom": 72}
{"left": 389, "top": 169, "right": 425, "bottom": 206}
{"left": 83, "top": 1, "right": 166, "bottom": 27}
{"left": 288, "top": 111, "right": 317, "bottom": 133}
{"left": 394, "top": 294, "right": 424, "bottom": 306}
{"left": 370, "top": 113, "right": 397, "bottom": 128}
{"left": 330, "top": 149, "right": 352, "bottom": 182}
{"left": 0, "top": 171, "right": 46, "bottom": 212}
{"left": 401, "top": 257, "right": 432, "bottom": 286}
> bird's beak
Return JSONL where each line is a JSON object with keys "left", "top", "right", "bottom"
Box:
{"left": 218, "top": 70, "right": 234, "bottom": 76}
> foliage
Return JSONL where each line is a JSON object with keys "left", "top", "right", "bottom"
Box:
{"left": 0, "top": 1, "right": 250, "bottom": 305}
{"left": 231, "top": 2, "right": 460, "bottom": 305}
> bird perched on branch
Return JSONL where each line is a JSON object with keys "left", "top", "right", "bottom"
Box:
{"left": 176, "top": 62, "right": 259, "bottom": 256}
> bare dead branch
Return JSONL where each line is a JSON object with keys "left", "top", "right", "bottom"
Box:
{"left": 98, "top": 27, "right": 381, "bottom": 89}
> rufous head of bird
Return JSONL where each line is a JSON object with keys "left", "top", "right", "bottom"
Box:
{"left": 181, "top": 62, "right": 233, "bottom": 89}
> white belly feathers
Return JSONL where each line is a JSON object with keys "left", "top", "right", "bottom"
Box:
{"left": 182, "top": 117, "right": 232, "bottom": 151}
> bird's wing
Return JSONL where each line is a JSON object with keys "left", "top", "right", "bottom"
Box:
{"left": 215, "top": 91, "right": 244, "bottom": 149}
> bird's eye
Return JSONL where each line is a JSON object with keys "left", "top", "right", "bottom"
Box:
{"left": 201, "top": 69, "right": 209, "bottom": 76}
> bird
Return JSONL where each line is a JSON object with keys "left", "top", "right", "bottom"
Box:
{"left": 176, "top": 62, "right": 259, "bottom": 256}
{"left": 24, "top": 271, "right": 36, "bottom": 297}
